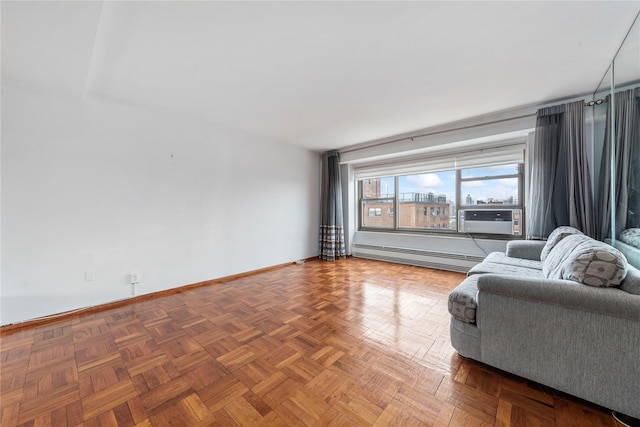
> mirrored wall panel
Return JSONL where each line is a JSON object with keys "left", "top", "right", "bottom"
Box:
{"left": 597, "top": 13, "right": 640, "bottom": 267}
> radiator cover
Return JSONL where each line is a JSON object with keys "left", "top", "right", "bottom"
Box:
{"left": 351, "top": 243, "right": 484, "bottom": 273}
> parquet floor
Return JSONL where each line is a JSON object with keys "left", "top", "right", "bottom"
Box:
{"left": 1, "top": 258, "right": 621, "bottom": 426}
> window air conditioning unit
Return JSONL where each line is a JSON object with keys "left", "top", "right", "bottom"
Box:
{"left": 458, "top": 209, "right": 522, "bottom": 235}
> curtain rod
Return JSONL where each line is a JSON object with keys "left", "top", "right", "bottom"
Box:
{"left": 585, "top": 98, "right": 608, "bottom": 107}
{"left": 342, "top": 93, "right": 612, "bottom": 156}
{"left": 339, "top": 113, "right": 534, "bottom": 155}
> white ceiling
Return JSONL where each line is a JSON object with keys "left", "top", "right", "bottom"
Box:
{"left": 2, "top": 1, "right": 639, "bottom": 152}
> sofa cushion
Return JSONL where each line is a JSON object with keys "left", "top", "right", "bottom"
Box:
{"left": 544, "top": 234, "right": 628, "bottom": 287}
{"left": 483, "top": 252, "right": 543, "bottom": 270}
{"left": 540, "top": 226, "right": 584, "bottom": 262}
{"left": 448, "top": 275, "right": 479, "bottom": 324}
{"left": 620, "top": 265, "right": 640, "bottom": 295}
{"left": 468, "top": 261, "right": 545, "bottom": 278}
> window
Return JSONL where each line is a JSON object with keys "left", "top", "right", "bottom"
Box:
{"left": 460, "top": 164, "right": 521, "bottom": 206}
{"left": 361, "top": 176, "right": 394, "bottom": 229}
{"left": 397, "top": 171, "right": 455, "bottom": 230}
{"left": 359, "top": 170, "right": 457, "bottom": 231}
{"left": 357, "top": 153, "right": 524, "bottom": 234}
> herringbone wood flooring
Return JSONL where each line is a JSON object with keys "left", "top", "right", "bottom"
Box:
{"left": 1, "top": 258, "right": 620, "bottom": 426}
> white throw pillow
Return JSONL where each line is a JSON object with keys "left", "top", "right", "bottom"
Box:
{"left": 540, "top": 226, "right": 584, "bottom": 262}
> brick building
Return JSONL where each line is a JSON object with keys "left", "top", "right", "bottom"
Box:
{"left": 362, "top": 179, "right": 450, "bottom": 229}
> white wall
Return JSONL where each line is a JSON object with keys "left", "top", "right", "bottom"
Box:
{"left": 1, "top": 84, "right": 320, "bottom": 325}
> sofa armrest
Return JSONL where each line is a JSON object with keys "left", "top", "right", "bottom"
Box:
{"left": 505, "top": 240, "right": 546, "bottom": 261}
{"left": 476, "top": 274, "right": 640, "bottom": 320}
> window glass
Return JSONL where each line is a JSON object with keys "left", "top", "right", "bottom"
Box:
{"left": 362, "top": 200, "right": 393, "bottom": 228}
{"left": 396, "top": 171, "right": 456, "bottom": 230}
{"left": 461, "top": 164, "right": 519, "bottom": 179}
{"left": 357, "top": 161, "right": 523, "bottom": 234}
{"left": 461, "top": 177, "right": 519, "bottom": 206}
{"left": 362, "top": 177, "right": 394, "bottom": 198}
{"left": 361, "top": 176, "right": 395, "bottom": 229}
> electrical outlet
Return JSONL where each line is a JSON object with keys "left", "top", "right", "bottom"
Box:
{"left": 130, "top": 272, "right": 141, "bottom": 284}
{"left": 84, "top": 271, "right": 96, "bottom": 282}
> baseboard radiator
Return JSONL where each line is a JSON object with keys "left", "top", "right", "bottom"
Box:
{"left": 351, "top": 243, "right": 484, "bottom": 273}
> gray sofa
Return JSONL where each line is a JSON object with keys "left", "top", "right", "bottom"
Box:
{"left": 448, "top": 227, "right": 640, "bottom": 419}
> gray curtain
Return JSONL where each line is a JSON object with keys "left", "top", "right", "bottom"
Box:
{"left": 528, "top": 100, "right": 594, "bottom": 238}
{"left": 597, "top": 88, "right": 640, "bottom": 240}
{"left": 319, "top": 150, "right": 346, "bottom": 261}
{"left": 565, "top": 101, "right": 594, "bottom": 237}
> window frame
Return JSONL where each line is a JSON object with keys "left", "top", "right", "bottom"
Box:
{"left": 458, "top": 165, "right": 522, "bottom": 208}
{"left": 357, "top": 162, "right": 525, "bottom": 236}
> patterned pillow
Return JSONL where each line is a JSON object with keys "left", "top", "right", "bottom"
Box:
{"left": 544, "top": 234, "right": 628, "bottom": 287}
{"left": 448, "top": 276, "right": 479, "bottom": 324}
{"left": 620, "top": 228, "right": 640, "bottom": 249}
{"left": 540, "top": 226, "right": 584, "bottom": 262}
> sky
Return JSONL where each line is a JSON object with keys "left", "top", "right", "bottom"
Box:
{"left": 379, "top": 164, "right": 520, "bottom": 204}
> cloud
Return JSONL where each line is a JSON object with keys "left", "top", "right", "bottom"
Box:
{"left": 498, "top": 178, "right": 518, "bottom": 186}
{"left": 405, "top": 173, "right": 444, "bottom": 189}
{"left": 493, "top": 185, "right": 519, "bottom": 200}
